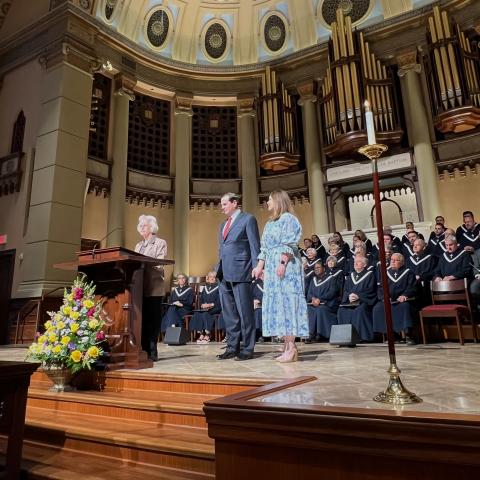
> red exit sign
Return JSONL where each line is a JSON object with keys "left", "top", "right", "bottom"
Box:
{"left": 0, "top": 234, "right": 7, "bottom": 245}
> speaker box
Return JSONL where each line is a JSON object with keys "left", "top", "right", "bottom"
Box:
{"left": 329, "top": 324, "right": 361, "bottom": 347}
{"left": 164, "top": 326, "right": 189, "bottom": 345}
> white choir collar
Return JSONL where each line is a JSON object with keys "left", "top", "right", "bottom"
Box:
{"left": 387, "top": 267, "right": 410, "bottom": 283}
{"left": 174, "top": 286, "right": 192, "bottom": 297}
{"left": 350, "top": 270, "right": 372, "bottom": 285}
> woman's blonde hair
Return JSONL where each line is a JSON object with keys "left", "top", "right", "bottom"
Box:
{"left": 269, "top": 189, "right": 294, "bottom": 220}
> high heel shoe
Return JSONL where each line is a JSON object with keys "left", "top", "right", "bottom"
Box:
{"left": 275, "top": 342, "right": 298, "bottom": 363}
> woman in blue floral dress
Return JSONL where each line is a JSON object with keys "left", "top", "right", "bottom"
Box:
{"left": 252, "top": 190, "right": 309, "bottom": 362}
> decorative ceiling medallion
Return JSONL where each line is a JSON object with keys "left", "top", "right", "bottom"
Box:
{"left": 321, "top": 0, "right": 370, "bottom": 26}
{"left": 263, "top": 13, "right": 287, "bottom": 53}
{"left": 204, "top": 23, "right": 228, "bottom": 60}
{"left": 105, "top": 0, "right": 117, "bottom": 21}
{"left": 147, "top": 8, "right": 170, "bottom": 48}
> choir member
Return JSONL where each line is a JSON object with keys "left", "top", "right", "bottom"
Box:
{"left": 333, "top": 231, "right": 350, "bottom": 257}
{"left": 427, "top": 222, "right": 446, "bottom": 256}
{"left": 305, "top": 262, "right": 342, "bottom": 343}
{"left": 469, "top": 248, "right": 480, "bottom": 306}
{"left": 401, "top": 230, "right": 418, "bottom": 257}
{"left": 456, "top": 211, "right": 480, "bottom": 252}
{"left": 325, "top": 256, "right": 345, "bottom": 289}
{"left": 371, "top": 234, "right": 401, "bottom": 261}
{"left": 161, "top": 273, "right": 195, "bottom": 333}
{"left": 253, "top": 274, "right": 265, "bottom": 342}
{"left": 354, "top": 229, "right": 373, "bottom": 253}
{"left": 338, "top": 256, "right": 377, "bottom": 341}
{"left": 303, "top": 247, "right": 321, "bottom": 294}
{"left": 372, "top": 253, "right": 418, "bottom": 345}
{"left": 311, "top": 234, "right": 327, "bottom": 261}
{"left": 189, "top": 271, "right": 221, "bottom": 343}
{"left": 327, "top": 243, "right": 348, "bottom": 275}
{"left": 347, "top": 235, "right": 360, "bottom": 259}
{"left": 401, "top": 221, "right": 424, "bottom": 245}
{"left": 433, "top": 235, "right": 472, "bottom": 281}
{"left": 300, "top": 238, "right": 314, "bottom": 259}
{"left": 348, "top": 242, "right": 374, "bottom": 274}
{"left": 374, "top": 245, "right": 393, "bottom": 283}
{"left": 383, "top": 226, "right": 403, "bottom": 250}
{"left": 434, "top": 228, "right": 455, "bottom": 257}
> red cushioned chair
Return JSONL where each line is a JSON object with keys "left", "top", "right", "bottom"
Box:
{"left": 419, "top": 279, "right": 478, "bottom": 345}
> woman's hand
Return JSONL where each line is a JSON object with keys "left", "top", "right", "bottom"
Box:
{"left": 276, "top": 263, "right": 286, "bottom": 279}
{"left": 252, "top": 261, "right": 264, "bottom": 279}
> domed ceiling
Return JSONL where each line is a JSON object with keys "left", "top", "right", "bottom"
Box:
{"left": 94, "top": 0, "right": 436, "bottom": 67}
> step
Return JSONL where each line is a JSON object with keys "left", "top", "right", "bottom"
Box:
{"left": 27, "top": 387, "right": 213, "bottom": 428}
{"left": 0, "top": 441, "right": 213, "bottom": 480}
{"left": 24, "top": 407, "right": 215, "bottom": 475}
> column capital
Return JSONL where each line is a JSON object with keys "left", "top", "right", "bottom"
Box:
{"left": 296, "top": 81, "right": 317, "bottom": 106}
{"left": 174, "top": 92, "right": 193, "bottom": 116}
{"left": 114, "top": 73, "right": 136, "bottom": 100}
{"left": 237, "top": 95, "right": 256, "bottom": 118}
{"left": 38, "top": 42, "right": 97, "bottom": 75}
{"left": 396, "top": 50, "right": 421, "bottom": 77}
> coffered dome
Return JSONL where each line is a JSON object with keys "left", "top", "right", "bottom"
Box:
{"left": 92, "top": 0, "right": 435, "bottom": 67}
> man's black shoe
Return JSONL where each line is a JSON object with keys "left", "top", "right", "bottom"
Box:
{"left": 405, "top": 336, "right": 416, "bottom": 346}
{"left": 216, "top": 350, "right": 238, "bottom": 360}
{"left": 234, "top": 352, "right": 254, "bottom": 361}
{"left": 304, "top": 335, "right": 315, "bottom": 344}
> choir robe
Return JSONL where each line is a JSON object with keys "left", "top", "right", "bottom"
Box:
{"left": 426, "top": 233, "right": 446, "bottom": 257}
{"left": 401, "top": 231, "right": 424, "bottom": 245}
{"left": 307, "top": 273, "right": 342, "bottom": 338}
{"left": 406, "top": 252, "right": 438, "bottom": 307}
{"left": 313, "top": 243, "right": 327, "bottom": 261}
{"left": 374, "top": 259, "right": 391, "bottom": 283}
{"left": 329, "top": 252, "right": 348, "bottom": 275}
{"left": 324, "top": 267, "right": 345, "bottom": 291}
{"left": 371, "top": 242, "right": 401, "bottom": 262}
{"left": 456, "top": 223, "right": 480, "bottom": 251}
{"left": 434, "top": 249, "right": 473, "bottom": 280}
{"left": 189, "top": 284, "right": 221, "bottom": 332}
{"left": 340, "top": 242, "right": 351, "bottom": 258}
{"left": 338, "top": 269, "right": 377, "bottom": 341}
{"left": 373, "top": 266, "right": 418, "bottom": 334}
{"left": 304, "top": 257, "right": 322, "bottom": 294}
{"left": 391, "top": 235, "right": 403, "bottom": 251}
{"left": 253, "top": 278, "right": 264, "bottom": 330}
{"left": 161, "top": 286, "right": 195, "bottom": 332}
{"left": 365, "top": 238, "right": 373, "bottom": 253}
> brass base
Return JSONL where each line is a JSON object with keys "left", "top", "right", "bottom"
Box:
{"left": 374, "top": 363, "right": 422, "bottom": 405}
{"left": 357, "top": 143, "right": 388, "bottom": 160}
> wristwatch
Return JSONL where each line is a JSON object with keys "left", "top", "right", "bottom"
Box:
{"left": 280, "top": 260, "right": 286, "bottom": 265}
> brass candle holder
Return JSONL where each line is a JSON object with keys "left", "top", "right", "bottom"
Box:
{"left": 358, "top": 143, "right": 422, "bottom": 405}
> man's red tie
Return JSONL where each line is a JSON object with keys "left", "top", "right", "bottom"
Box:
{"left": 223, "top": 216, "right": 232, "bottom": 240}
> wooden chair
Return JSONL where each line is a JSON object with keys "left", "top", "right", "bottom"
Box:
{"left": 419, "top": 279, "right": 478, "bottom": 345}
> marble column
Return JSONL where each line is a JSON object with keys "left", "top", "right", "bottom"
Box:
{"left": 398, "top": 52, "right": 441, "bottom": 223}
{"left": 173, "top": 94, "right": 193, "bottom": 275}
{"left": 106, "top": 74, "right": 135, "bottom": 247}
{"left": 18, "top": 52, "right": 93, "bottom": 297}
{"left": 297, "top": 81, "right": 329, "bottom": 234}
{"left": 237, "top": 96, "right": 258, "bottom": 215}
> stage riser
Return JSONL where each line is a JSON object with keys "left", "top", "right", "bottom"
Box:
{"left": 23, "top": 429, "right": 215, "bottom": 476}
{"left": 27, "top": 397, "right": 207, "bottom": 428}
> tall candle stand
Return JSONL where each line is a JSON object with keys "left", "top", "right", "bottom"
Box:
{"left": 358, "top": 143, "right": 422, "bottom": 405}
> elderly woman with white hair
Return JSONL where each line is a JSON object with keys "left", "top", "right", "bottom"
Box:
{"left": 135, "top": 214, "right": 167, "bottom": 361}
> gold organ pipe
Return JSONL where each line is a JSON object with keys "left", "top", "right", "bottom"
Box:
{"left": 433, "top": 7, "right": 455, "bottom": 108}
{"left": 460, "top": 29, "right": 480, "bottom": 107}
{"left": 332, "top": 21, "right": 347, "bottom": 133}
{"left": 346, "top": 15, "right": 361, "bottom": 129}
{"left": 265, "top": 66, "right": 274, "bottom": 152}
{"left": 382, "top": 65, "right": 394, "bottom": 129}
{"left": 261, "top": 72, "right": 270, "bottom": 152}
{"left": 371, "top": 54, "right": 384, "bottom": 131}
{"left": 429, "top": 16, "right": 448, "bottom": 110}
{"left": 365, "top": 42, "right": 378, "bottom": 129}
{"left": 377, "top": 59, "right": 388, "bottom": 131}
{"left": 338, "top": 10, "right": 354, "bottom": 130}
{"left": 442, "top": 10, "right": 462, "bottom": 105}
{"left": 271, "top": 69, "right": 279, "bottom": 150}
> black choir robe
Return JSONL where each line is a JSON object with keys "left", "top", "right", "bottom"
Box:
{"left": 371, "top": 242, "right": 401, "bottom": 262}
{"left": 426, "top": 233, "right": 446, "bottom": 257}
{"left": 307, "top": 273, "right": 342, "bottom": 338}
{"left": 373, "top": 266, "right": 418, "bottom": 334}
{"left": 347, "top": 253, "right": 375, "bottom": 274}
{"left": 456, "top": 223, "right": 480, "bottom": 251}
{"left": 161, "top": 286, "right": 195, "bottom": 332}
{"left": 338, "top": 269, "right": 377, "bottom": 341}
{"left": 401, "top": 231, "right": 424, "bottom": 245}
{"left": 406, "top": 252, "right": 438, "bottom": 307}
{"left": 324, "top": 267, "right": 345, "bottom": 290}
{"left": 304, "top": 257, "right": 322, "bottom": 294}
{"left": 434, "top": 249, "right": 472, "bottom": 280}
{"left": 313, "top": 243, "right": 327, "bottom": 261}
{"left": 340, "top": 242, "right": 350, "bottom": 257}
{"left": 189, "top": 284, "right": 221, "bottom": 332}
{"left": 374, "top": 259, "right": 392, "bottom": 283}
{"left": 253, "top": 278, "right": 264, "bottom": 330}
{"left": 328, "top": 252, "right": 348, "bottom": 275}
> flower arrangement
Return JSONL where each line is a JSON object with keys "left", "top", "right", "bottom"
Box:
{"left": 27, "top": 275, "right": 106, "bottom": 374}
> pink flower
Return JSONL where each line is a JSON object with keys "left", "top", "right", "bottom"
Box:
{"left": 87, "top": 308, "right": 95, "bottom": 317}
{"left": 96, "top": 331, "right": 105, "bottom": 341}
{"left": 73, "top": 288, "right": 84, "bottom": 300}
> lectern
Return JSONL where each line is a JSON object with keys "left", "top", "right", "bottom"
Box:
{"left": 57, "top": 247, "right": 174, "bottom": 370}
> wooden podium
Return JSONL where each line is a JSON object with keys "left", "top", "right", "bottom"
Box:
{"left": 57, "top": 247, "right": 174, "bottom": 370}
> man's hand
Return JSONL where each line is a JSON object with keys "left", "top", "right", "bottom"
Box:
{"left": 349, "top": 293, "right": 359, "bottom": 303}
{"left": 397, "top": 295, "right": 408, "bottom": 303}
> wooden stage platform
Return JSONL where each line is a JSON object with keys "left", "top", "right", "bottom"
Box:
{"left": 1, "top": 342, "right": 480, "bottom": 479}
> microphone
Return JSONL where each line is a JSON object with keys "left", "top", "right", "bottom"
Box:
{"left": 92, "top": 228, "right": 122, "bottom": 259}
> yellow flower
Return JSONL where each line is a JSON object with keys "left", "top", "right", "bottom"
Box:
{"left": 87, "top": 346, "right": 99, "bottom": 358}
{"left": 54, "top": 314, "right": 62, "bottom": 322}
{"left": 83, "top": 299, "right": 94, "bottom": 309}
{"left": 29, "top": 344, "right": 39, "bottom": 354}
{"left": 70, "top": 350, "right": 82, "bottom": 362}
{"left": 70, "top": 323, "right": 79, "bottom": 333}
{"left": 48, "top": 333, "right": 57, "bottom": 343}
{"left": 37, "top": 335, "right": 47, "bottom": 344}
{"left": 70, "top": 311, "right": 80, "bottom": 320}
{"left": 63, "top": 306, "right": 71, "bottom": 316}
{"left": 67, "top": 293, "right": 74, "bottom": 302}
{"left": 57, "top": 321, "right": 65, "bottom": 330}
{"left": 61, "top": 336, "right": 71, "bottom": 345}
{"left": 88, "top": 319, "right": 99, "bottom": 329}
{"left": 44, "top": 321, "right": 52, "bottom": 329}
{"left": 52, "top": 345, "right": 62, "bottom": 354}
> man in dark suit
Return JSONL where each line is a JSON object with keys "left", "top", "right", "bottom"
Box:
{"left": 216, "top": 193, "right": 260, "bottom": 361}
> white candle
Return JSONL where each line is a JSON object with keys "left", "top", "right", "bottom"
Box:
{"left": 364, "top": 100, "right": 376, "bottom": 145}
